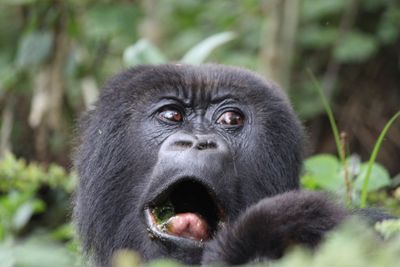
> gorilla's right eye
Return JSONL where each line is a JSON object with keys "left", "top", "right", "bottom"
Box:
{"left": 158, "top": 108, "right": 183, "bottom": 123}
{"left": 216, "top": 111, "right": 244, "bottom": 126}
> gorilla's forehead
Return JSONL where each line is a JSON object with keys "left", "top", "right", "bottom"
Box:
{"left": 128, "top": 64, "right": 287, "bottom": 106}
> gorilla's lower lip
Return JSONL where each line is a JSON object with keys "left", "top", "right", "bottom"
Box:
{"left": 145, "top": 179, "right": 224, "bottom": 244}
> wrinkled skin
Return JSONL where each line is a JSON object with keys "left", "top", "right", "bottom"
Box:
{"left": 73, "top": 64, "right": 374, "bottom": 266}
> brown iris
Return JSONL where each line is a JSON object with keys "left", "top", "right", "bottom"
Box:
{"left": 216, "top": 111, "right": 244, "bottom": 126}
{"left": 159, "top": 109, "right": 183, "bottom": 122}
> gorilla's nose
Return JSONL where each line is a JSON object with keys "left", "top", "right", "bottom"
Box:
{"left": 156, "top": 132, "right": 233, "bottom": 182}
{"left": 162, "top": 132, "right": 229, "bottom": 154}
{"left": 195, "top": 139, "right": 217, "bottom": 150}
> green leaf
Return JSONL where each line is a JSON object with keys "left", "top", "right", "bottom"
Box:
{"left": 0, "top": 243, "right": 15, "bottom": 267}
{"left": 302, "top": 0, "right": 345, "bottom": 21}
{"left": 391, "top": 173, "right": 400, "bottom": 187}
{"left": 16, "top": 31, "right": 53, "bottom": 68}
{"left": 123, "top": 39, "right": 167, "bottom": 66}
{"left": 51, "top": 223, "right": 74, "bottom": 241}
{"left": 377, "top": 8, "right": 400, "bottom": 44}
{"left": 300, "top": 26, "right": 338, "bottom": 49}
{"left": 12, "top": 235, "right": 79, "bottom": 267}
{"left": 83, "top": 5, "right": 139, "bottom": 39}
{"left": 355, "top": 163, "right": 391, "bottom": 192}
{"left": 334, "top": 32, "right": 378, "bottom": 63}
{"left": 302, "top": 154, "right": 343, "bottom": 190}
{"left": 375, "top": 219, "right": 400, "bottom": 240}
{"left": 181, "top": 31, "right": 236, "bottom": 64}
{"left": 146, "top": 259, "right": 186, "bottom": 267}
{"left": 112, "top": 250, "right": 140, "bottom": 267}
{"left": 0, "top": 0, "right": 37, "bottom": 4}
{"left": 12, "top": 202, "right": 34, "bottom": 231}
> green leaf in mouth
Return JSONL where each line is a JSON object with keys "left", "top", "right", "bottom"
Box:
{"left": 152, "top": 200, "right": 175, "bottom": 225}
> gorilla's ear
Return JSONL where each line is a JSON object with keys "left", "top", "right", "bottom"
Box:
{"left": 202, "top": 191, "right": 348, "bottom": 265}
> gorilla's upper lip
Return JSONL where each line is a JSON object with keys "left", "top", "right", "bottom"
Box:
{"left": 144, "top": 178, "right": 225, "bottom": 245}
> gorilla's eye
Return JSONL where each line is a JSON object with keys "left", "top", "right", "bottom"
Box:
{"left": 158, "top": 108, "right": 183, "bottom": 123}
{"left": 216, "top": 111, "right": 244, "bottom": 126}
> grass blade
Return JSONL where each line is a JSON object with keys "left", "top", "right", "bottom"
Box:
{"left": 360, "top": 111, "right": 400, "bottom": 208}
{"left": 306, "top": 69, "right": 344, "bottom": 163}
{"left": 181, "top": 31, "right": 236, "bottom": 64}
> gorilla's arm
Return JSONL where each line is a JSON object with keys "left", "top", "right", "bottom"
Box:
{"left": 202, "top": 191, "right": 348, "bottom": 265}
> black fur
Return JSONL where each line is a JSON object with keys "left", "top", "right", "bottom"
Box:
{"left": 202, "top": 191, "right": 348, "bottom": 265}
{"left": 74, "top": 64, "right": 357, "bottom": 266}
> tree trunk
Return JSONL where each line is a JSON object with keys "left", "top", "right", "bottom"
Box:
{"left": 28, "top": 5, "right": 71, "bottom": 161}
{"left": 259, "top": 0, "right": 300, "bottom": 91}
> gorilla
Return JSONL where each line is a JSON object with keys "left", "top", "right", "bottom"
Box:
{"left": 73, "top": 64, "right": 388, "bottom": 266}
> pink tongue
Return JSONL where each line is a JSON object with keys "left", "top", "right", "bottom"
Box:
{"left": 166, "top": 213, "right": 209, "bottom": 241}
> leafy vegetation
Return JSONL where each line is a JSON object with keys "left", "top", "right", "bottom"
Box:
{"left": 303, "top": 71, "right": 400, "bottom": 210}
{"left": 0, "top": 153, "right": 80, "bottom": 267}
{"left": 96, "top": 220, "right": 400, "bottom": 267}
{"left": 1, "top": 0, "right": 400, "bottom": 266}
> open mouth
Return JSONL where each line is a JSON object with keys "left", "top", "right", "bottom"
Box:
{"left": 145, "top": 180, "right": 224, "bottom": 243}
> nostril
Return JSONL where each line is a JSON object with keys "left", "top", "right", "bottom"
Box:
{"left": 174, "top": 140, "right": 193, "bottom": 148}
{"left": 196, "top": 140, "right": 217, "bottom": 150}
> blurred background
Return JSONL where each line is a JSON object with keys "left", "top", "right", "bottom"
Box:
{"left": 0, "top": 0, "right": 399, "bottom": 266}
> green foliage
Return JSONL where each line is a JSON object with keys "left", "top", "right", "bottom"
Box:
{"left": 268, "top": 220, "right": 400, "bottom": 267}
{"left": 16, "top": 31, "right": 53, "bottom": 69}
{"left": 0, "top": 153, "right": 75, "bottom": 241}
{"left": 360, "top": 111, "right": 400, "bottom": 207}
{"left": 333, "top": 32, "right": 378, "bottom": 63}
{"left": 108, "top": 220, "right": 400, "bottom": 267}
{"left": 377, "top": 7, "right": 400, "bottom": 44}
{"left": 302, "top": 155, "right": 391, "bottom": 197}
{"left": 0, "top": 153, "right": 80, "bottom": 266}
{"left": 302, "top": 154, "right": 342, "bottom": 191}
{"left": 0, "top": 233, "right": 81, "bottom": 267}
{"left": 0, "top": 152, "right": 75, "bottom": 192}
{"left": 0, "top": 0, "right": 37, "bottom": 5}
{"left": 355, "top": 163, "right": 391, "bottom": 192}
{"left": 375, "top": 219, "right": 400, "bottom": 240}
{"left": 1, "top": 1, "right": 400, "bottom": 266}
{"left": 305, "top": 71, "right": 399, "bottom": 208}
{"left": 300, "top": 26, "right": 338, "bottom": 49}
{"left": 302, "top": 0, "right": 346, "bottom": 21}
{"left": 83, "top": 4, "right": 140, "bottom": 41}
{"left": 0, "top": 190, "right": 45, "bottom": 240}
{"left": 295, "top": 0, "right": 400, "bottom": 119}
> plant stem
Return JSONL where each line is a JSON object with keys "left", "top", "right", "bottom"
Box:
{"left": 340, "top": 132, "right": 352, "bottom": 206}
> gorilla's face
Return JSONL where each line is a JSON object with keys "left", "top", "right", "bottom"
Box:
{"left": 74, "top": 64, "right": 303, "bottom": 265}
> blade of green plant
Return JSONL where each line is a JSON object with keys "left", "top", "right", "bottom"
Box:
{"left": 306, "top": 69, "right": 344, "bottom": 162}
{"left": 180, "top": 32, "right": 236, "bottom": 64}
{"left": 360, "top": 111, "right": 400, "bottom": 208}
{"left": 123, "top": 39, "right": 167, "bottom": 66}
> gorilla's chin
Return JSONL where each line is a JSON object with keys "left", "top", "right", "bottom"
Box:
{"left": 144, "top": 179, "right": 225, "bottom": 246}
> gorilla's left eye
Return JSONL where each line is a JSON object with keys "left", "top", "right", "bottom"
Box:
{"left": 216, "top": 111, "right": 244, "bottom": 126}
{"left": 158, "top": 108, "right": 183, "bottom": 123}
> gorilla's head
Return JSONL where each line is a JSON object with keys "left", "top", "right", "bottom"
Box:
{"left": 74, "top": 64, "right": 304, "bottom": 266}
